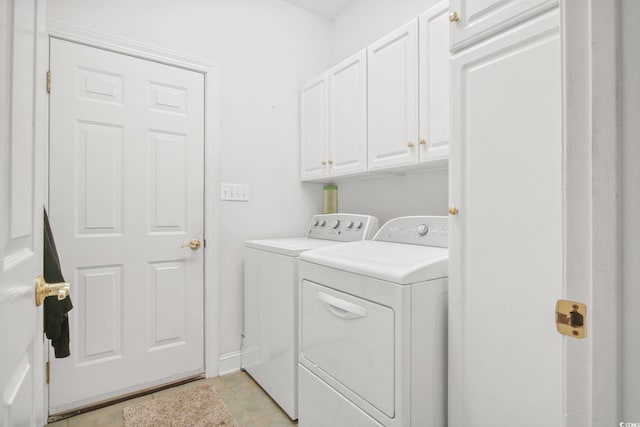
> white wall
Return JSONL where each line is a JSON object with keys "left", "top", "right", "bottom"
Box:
{"left": 47, "top": 0, "right": 332, "bottom": 360}
{"left": 622, "top": 0, "right": 640, "bottom": 419}
{"left": 329, "top": 0, "right": 449, "bottom": 224}
{"left": 337, "top": 170, "right": 448, "bottom": 224}
{"left": 332, "top": 0, "right": 438, "bottom": 63}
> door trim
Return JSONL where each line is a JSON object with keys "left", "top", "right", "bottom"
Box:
{"left": 46, "top": 21, "right": 221, "bottom": 383}
{"left": 562, "top": 0, "right": 621, "bottom": 425}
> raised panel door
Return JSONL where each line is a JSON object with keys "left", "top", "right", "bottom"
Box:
{"left": 328, "top": 50, "right": 367, "bottom": 177}
{"left": 449, "top": 0, "right": 557, "bottom": 51}
{"left": 367, "top": 20, "right": 419, "bottom": 171}
{"left": 419, "top": 1, "right": 450, "bottom": 164}
{"left": 0, "top": 0, "right": 47, "bottom": 425}
{"left": 49, "top": 38, "right": 205, "bottom": 414}
{"left": 449, "top": 9, "right": 563, "bottom": 427}
{"left": 300, "top": 75, "right": 328, "bottom": 180}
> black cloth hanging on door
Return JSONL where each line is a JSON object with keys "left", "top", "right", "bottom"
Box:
{"left": 43, "top": 208, "right": 73, "bottom": 358}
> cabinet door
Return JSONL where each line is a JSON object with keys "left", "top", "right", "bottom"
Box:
{"left": 328, "top": 50, "right": 367, "bottom": 177}
{"left": 419, "top": 1, "right": 450, "bottom": 164}
{"left": 449, "top": 9, "right": 563, "bottom": 427}
{"left": 367, "top": 20, "right": 419, "bottom": 171}
{"left": 300, "top": 75, "right": 328, "bottom": 180}
{"left": 449, "top": 0, "right": 557, "bottom": 51}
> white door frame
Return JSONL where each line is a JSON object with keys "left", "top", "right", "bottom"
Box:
{"left": 45, "top": 21, "right": 221, "bottom": 383}
{"left": 562, "top": 0, "right": 621, "bottom": 425}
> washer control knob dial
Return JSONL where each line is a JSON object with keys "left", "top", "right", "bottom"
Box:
{"left": 320, "top": 220, "right": 326, "bottom": 227}
{"left": 417, "top": 224, "right": 429, "bottom": 236}
{"left": 312, "top": 219, "right": 319, "bottom": 226}
{"left": 345, "top": 221, "right": 354, "bottom": 229}
{"left": 328, "top": 219, "right": 340, "bottom": 229}
{"left": 356, "top": 221, "right": 363, "bottom": 229}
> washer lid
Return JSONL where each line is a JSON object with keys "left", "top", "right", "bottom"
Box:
{"left": 299, "top": 240, "right": 448, "bottom": 284}
{"left": 245, "top": 237, "right": 345, "bottom": 257}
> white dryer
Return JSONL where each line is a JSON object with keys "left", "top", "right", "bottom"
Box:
{"left": 242, "top": 213, "right": 379, "bottom": 420}
{"left": 298, "top": 216, "right": 449, "bottom": 427}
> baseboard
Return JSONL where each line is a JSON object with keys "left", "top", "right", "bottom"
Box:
{"left": 218, "top": 351, "right": 242, "bottom": 376}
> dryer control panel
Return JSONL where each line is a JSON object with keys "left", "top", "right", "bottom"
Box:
{"left": 373, "top": 216, "right": 448, "bottom": 248}
{"left": 307, "top": 214, "right": 379, "bottom": 242}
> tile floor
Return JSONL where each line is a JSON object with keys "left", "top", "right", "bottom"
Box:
{"left": 46, "top": 371, "right": 297, "bottom": 427}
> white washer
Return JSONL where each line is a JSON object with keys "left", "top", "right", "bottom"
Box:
{"left": 298, "top": 216, "right": 449, "bottom": 427}
{"left": 242, "top": 213, "right": 379, "bottom": 420}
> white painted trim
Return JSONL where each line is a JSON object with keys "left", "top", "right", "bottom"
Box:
{"left": 47, "top": 20, "right": 214, "bottom": 72}
{"left": 589, "top": 0, "right": 621, "bottom": 425}
{"left": 561, "top": 2, "right": 593, "bottom": 426}
{"left": 35, "top": 1, "right": 49, "bottom": 424}
{"left": 45, "top": 22, "right": 222, "bottom": 382}
{"left": 562, "top": 0, "right": 621, "bottom": 425}
{"left": 218, "top": 351, "right": 242, "bottom": 376}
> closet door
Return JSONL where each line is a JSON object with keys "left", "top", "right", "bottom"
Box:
{"left": 328, "top": 50, "right": 367, "bottom": 177}
{"left": 449, "top": 9, "right": 564, "bottom": 427}
{"left": 367, "top": 20, "right": 419, "bottom": 171}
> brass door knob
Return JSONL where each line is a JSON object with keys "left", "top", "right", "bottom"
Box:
{"left": 449, "top": 11, "right": 459, "bottom": 22}
{"left": 419, "top": 139, "right": 426, "bottom": 145}
{"left": 181, "top": 239, "right": 201, "bottom": 250}
{"left": 407, "top": 142, "right": 415, "bottom": 148}
{"left": 448, "top": 206, "right": 459, "bottom": 215}
{"left": 328, "top": 160, "right": 333, "bottom": 165}
{"left": 35, "top": 275, "right": 70, "bottom": 307}
{"left": 321, "top": 161, "right": 327, "bottom": 166}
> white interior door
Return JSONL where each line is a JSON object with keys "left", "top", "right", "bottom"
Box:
{"left": 0, "top": 0, "right": 46, "bottom": 425}
{"left": 449, "top": 10, "right": 563, "bottom": 427}
{"left": 48, "top": 38, "right": 205, "bottom": 414}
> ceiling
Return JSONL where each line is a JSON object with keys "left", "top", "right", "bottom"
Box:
{"left": 281, "top": 0, "right": 359, "bottom": 20}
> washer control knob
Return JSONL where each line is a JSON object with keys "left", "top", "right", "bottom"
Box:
{"left": 329, "top": 219, "right": 340, "bottom": 229}
{"left": 320, "top": 220, "right": 326, "bottom": 227}
{"left": 345, "top": 221, "right": 354, "bottom": 229}
{"left": 356, "top": 221, "right": 363, "bottom": 229}
{"left": 312, "top": 219, "right": 319, "bottom": 227}
{"left": 417, "top": 224, "right": 429, "bottom": 236}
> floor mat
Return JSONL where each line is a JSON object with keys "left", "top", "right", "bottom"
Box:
{"left": 123, "top": 383, "right": 238, "bottom": 427}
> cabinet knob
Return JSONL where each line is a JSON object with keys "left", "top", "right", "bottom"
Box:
{"left": 321, "top": 161, "right": 327, "bottom": 166}
{"left": 449, "top": 206, "right": 459, "bottom": 215}
{"left": 419, "top": 139, "right": 426, "bottom": 145}
{"left": 328, "top": 160, "right": 333, "bottom": 165}
{"left": 407, "top": 142, "right": 415, "bottom": 148}
{"left": 449, "top": 11, "right": 459, "bottom": 22}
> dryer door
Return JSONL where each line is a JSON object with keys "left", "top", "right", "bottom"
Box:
{"left": 300, "top": 280, "right": 395, "bottom": 417}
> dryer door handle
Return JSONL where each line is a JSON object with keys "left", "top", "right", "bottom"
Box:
{"left": 317, "top": 292, "right": 367, "bottom": 320}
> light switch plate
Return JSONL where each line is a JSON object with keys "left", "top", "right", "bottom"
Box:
{"left": 220, "top": 183, "right": 249, "bottom": 201}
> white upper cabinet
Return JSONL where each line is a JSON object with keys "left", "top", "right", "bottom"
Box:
{"left": 300, "top": 50, "right": 367, "bottom": 182}
{"left": 419, "top": 1, "right": 450, "bottom": 164}
{"left": 300, "top": 5, "right": 451, "bottom": 181}
{"left": 329, "top": 50, "right": 367, "bottom": 178}
{"left": 367, "top": 20, "right": 419, "bottom": 171}
{"left": 300, "top": 75, "right": 328, "bottom": 180}
{"left": 449, "top": 0, "right": 558, "bottom": 51}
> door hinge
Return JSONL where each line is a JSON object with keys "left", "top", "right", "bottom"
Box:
{"left": 203, "top": 239, "right": 206, "bottom": 248}
{"left": 555, "top": 300, "right": 587, "bottom": 339}
{"left": 46, "top": 71, "right": 51, "bottom": 94}
{"left": 46, "top": 361, "right": 50, "bottom": 384}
